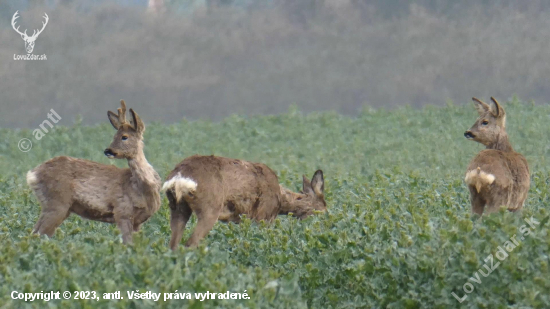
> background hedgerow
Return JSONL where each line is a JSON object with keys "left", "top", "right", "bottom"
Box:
{"left": 0, "top": 99, "right": 549, "bottom": 308}
{"left": 3, "top": 1, "right": 550, "bottom": 127}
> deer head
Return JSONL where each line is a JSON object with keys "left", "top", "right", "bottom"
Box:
{"left": 279, "top": 170, "right": 327, "bottom": 218}
{"left": 464, "top": 97, "right": 507, "bottom": 147}
{"left": 105, "top": 100, "right": 146, "bottom": 160}
{"left": 12, "top": 11, "right": 49, "bottom": 54}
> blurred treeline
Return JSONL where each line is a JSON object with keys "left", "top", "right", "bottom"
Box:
{"left": 1, "top": 0, "right": 550, "bottom": 127}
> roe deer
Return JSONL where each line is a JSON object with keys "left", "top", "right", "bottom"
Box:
{"left": 463, "top": 97, "right": 530, "bottom": 215}
{"left": 26, "top": 100, "right": 161, "bottom": 243}
{"left": 161, "top": 155, "right": 327, "bottom": 250}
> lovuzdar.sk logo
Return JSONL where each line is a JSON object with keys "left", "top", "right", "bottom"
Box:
{"left": 11, "top": 11, "right": 48, "bottom": 60}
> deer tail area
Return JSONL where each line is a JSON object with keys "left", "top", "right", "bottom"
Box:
{"left": 465, "top": 167, "right": 496, "bottom": 193}
{"left": 161, "top": 173, "right": 197, "bottom": 202}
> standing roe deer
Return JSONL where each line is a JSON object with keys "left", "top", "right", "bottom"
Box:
{"left": 26, "top": 100, "right": 161, "bottom": 243}
{"left": 463, "top": 97, "right": 530, "bottom": 215}
{"left": 161, "top": 155, "right": 327, "bottom": 250}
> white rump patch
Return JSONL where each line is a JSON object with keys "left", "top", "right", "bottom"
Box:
{"left": 161, "top": 173, "right": 197, "bottom": 202}
{"left": 465, "top": 167, "right": 496, "bottom": 193}
{"left": 26, "top": 170, "right": 38, "bottom": 186}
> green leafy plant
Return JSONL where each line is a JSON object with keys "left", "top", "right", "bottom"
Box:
{"left": 1, "top": 101, "right": 549, "bottom": 308}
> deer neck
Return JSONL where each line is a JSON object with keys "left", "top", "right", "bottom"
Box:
{"left": 278, "top": 186, "right": 312, "bottom": 218}
{"left": 127, "top": 143, "right": 161, "bottom": 191}
{"left": 279, "top": 191, "right": 297, "bottom": 214}
{"left": 487, "top": 131, "right": 514, "bottom": 152}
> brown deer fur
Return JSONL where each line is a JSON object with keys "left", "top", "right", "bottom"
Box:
{"left": 162, "top": 155, "right": 327, "bottom": 250}
{"left": 27, "top": 100, "right": 161, "bottom": 243}
{"left": 464, "top": 97, "right": 530, "bottom": 215}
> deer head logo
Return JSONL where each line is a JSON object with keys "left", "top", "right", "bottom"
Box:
{"left": 11, "top": 11, "right": 49, "bottom": 54}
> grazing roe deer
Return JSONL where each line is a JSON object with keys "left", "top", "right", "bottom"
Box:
{"left": 463, "top": 97, "right": 530, "bottom": 215}
{"left": 161, "top": 155, "right": 327, "bottom": 250}
{"left": 26, "top": 100, "right": 161, "bottom": 243}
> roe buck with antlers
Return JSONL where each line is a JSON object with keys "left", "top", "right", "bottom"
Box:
{"left": 12, "top": 11, "right": 48, "bottom": 54}
{"left": 463, "top": 97, "right": 530, "bottom": 215}
{"left": 162, "top": 155, "right": 327, "bottom": 250}
{"left": 27, "top": 100, "right": 161, "bottom": 243}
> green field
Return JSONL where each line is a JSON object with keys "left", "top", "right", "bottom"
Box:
{"left": 1, "top": 99, "right": 549, "bottom": 308}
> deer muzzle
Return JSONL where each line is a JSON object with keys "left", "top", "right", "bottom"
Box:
{"left": 464, "top": 131, "right": 475, "bottom": 139}
{"left": 104, "top": 148, "right": 116, "bottom": 158}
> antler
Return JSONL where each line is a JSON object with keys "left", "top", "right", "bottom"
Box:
{"left": 472, "top": 97, "right": 488, "bottom": 106}
{"left": 117, "top": 100, "right": 127, "bottom": 123}
{"left": 11, "top": 11, "right": 28, "bottom": 38}
{"left": 30, "top": 13, "right": 48, "bottom": 39}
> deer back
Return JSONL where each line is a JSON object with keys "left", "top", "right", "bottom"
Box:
{"left": 166, "top": 155, "right": 281, "bottom": 221}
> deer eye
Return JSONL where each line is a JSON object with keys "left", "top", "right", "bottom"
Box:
{"left": 482, "top": 120, "right": 489, "bottom": 126}
{"left": 121, "top": 136, "right": 128, "bottom": 141}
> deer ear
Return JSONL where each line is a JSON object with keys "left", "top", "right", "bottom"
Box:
{"left": 129, "top": 108, "right": 145, "bottom": 133}
{"left": 107, "top": 111, "right": 121, "bottom": 129}
{"left": 311, "top": 170, "right": 324, "bottom": 195}
{"left": 302, "top": 175, "right": 314, "bottom": 195}
{"left": 472, "top": 97, "right": 490, "bottom": 115}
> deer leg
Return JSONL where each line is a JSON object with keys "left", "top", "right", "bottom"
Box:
{"left": 509, "top": 190, "right": 528, "bottom": 213}
{"left": 113, "top": 202, "right": 135, "bottom": 244}
{"left": 119, "top": 219, "right": 133, "bottom": 244}
{"left": 469, "top": 188, "right": 485, "bottom": 216}
{"left": 169, "top": 200, "right": 193, "bottom": 250}
{"left": 115, "top": 217, "right": 134, "bottom": 244}
{"left": 33, "top": 209, "right": 70, "bottom": 237}
{"left": 33, "top": 197, "right": 71, "bottom": 237}
{"left": 33, "top": 213, "right": 47, "bottom": 234}
{"left": 185, "top": 208, "right": 219, "bottom": 248}
{"left": 253, "top": 195, "right": 280, "bottom": 221}
{"left": 485, "top": 193, "right": 510, "bottom": 214}
{"left": 514, "top": 196, "right": 527, "bottom": 212}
